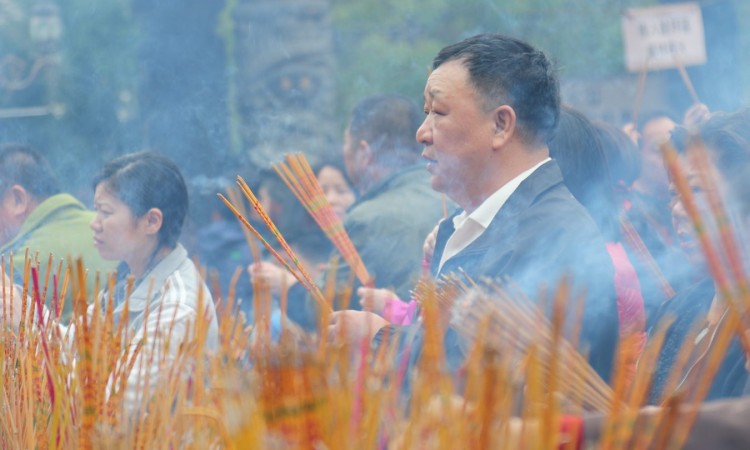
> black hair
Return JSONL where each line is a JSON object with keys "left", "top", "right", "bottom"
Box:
{"left": 549, "top": 106, "right": 619, "bottom": 241}
{"left": 433, "top": 33, "right": 560, "bottom": 145}
{"left": 313, "top": 157, "right": 354, "bottom": 191}
{"left": 594, "top": 120, "right": 641, "bottom": 187}
{"left": 92, "top": 151, "right": 188, "bottom": 248}
{"left": 0, "top": 143, "right": 61, "bottom": 198}
{"left": 348, "top": 94, "right": 423, "bottom": 166}
{"left": 684, "top": 108, "right": 750, "bottom": 220}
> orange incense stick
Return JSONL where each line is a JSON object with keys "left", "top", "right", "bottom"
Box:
{"left": 273, "top": 153, "right": 372, "bottom": 286}
{"left": 217, "top": 193, "right": 330, "bottom": 312}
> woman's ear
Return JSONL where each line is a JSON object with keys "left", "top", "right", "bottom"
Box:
{"left": 143, "top": 208, "right": 164, "bottom": 235}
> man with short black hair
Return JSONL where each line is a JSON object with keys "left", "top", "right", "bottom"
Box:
{"left": 0, "top": 144, "right": 115, "bottom": 319}
{"left": 331, "top": 34, "right": 619, "bottom": 381}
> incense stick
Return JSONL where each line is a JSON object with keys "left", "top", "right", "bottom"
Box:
{"left": 217, "top": 192, "right": 329, "bottom": 312}
{"left": 632, "top": 64, "right": 649, "bottom": 129}
{"left": 675, "top": 61, "right": 700, "bottom": 105}
{"left": 273, "top": 153, "right": 372, "bottom": 286}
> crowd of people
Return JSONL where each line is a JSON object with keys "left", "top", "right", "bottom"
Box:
{"left": 0, "top": 32, "right": 749, "bottom": 447}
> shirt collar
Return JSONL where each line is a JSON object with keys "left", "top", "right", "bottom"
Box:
{"left": 124, "top": 244, "right": 187, "bottom": 312}
{"left": 453, "top": 157, "right": 551, "bottom": 230}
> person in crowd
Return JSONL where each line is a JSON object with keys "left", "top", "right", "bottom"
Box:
{"left": 338, "top": 94, "right": 446, "bottom": 301}
{"left": 192, "top": 175, "right": 254, "bottom": 315}
{"left": 315, "top": 158, "right": 356, "bottom": 222}
{"left": 1, "top": 151, "right": 218, "bottom": 408}
{"left": 253, "top": 221, "right": 334, "bottom": 333}
{"left": 594, "top": 120, "right": 642, "bottom": 212}
{"left": 255, "top": 168, "right": 304, "bottom": 232}
{"left": 248, "top": 162, "right": 344, "bottom": 330}
{"left": 273, "top": 94, "right": 446, "bottom": 329}
{"left": 580, "top": 107, "right": 750, "bottom": 450}
{"left": 649, "top": 109, "right": 750, "bottom": 403}
{"left": 633, "top": 111, "right": 677, "bottom": 210}
{"left": 595, "top": 120, "right": 677, "bottom": 328}
{"left": 0, "top": 144, "right": 116, "bottom": 320}
{"left": 548, "top": 106, "right": 646, "bottom": 377}
{"left": 626, "top": 111, "right": 691, "bottom": 303}
{"left": 331, "top": 33, "right": 619, "bottom": 381}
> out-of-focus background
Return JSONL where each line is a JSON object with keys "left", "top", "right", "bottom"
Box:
{"left": 0, "top": 0, "right": 746, "bottom": 195}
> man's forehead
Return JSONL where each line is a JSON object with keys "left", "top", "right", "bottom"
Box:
{"left": 424, "top": 60, "right": 469, "bottom": 97}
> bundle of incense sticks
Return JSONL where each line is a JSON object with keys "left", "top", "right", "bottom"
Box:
{"left": 0, "top": 249, "right": 736, "bottom": 449}
{"left": 444, "top": 274, "right": 741, "bottom": 449}
{"left": 273, "top": 153, "right": 372, "bottom": 286}
{"left": 224, "top": 184, "right": 261, "bottom": 264}
{"left": 448, "top": 277, "right": 614, "bottom": 414}
{"left": 218, "top": 175, "right": 331, "bottom": 312}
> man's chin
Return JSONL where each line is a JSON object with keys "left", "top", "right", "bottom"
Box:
{"left": 429, "top": 176, "right": 443, "bottom": 192}
{"left": 430, "top": 178, "right": 453, "bottom": 199}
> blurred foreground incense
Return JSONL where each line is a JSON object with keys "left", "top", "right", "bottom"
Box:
{"left": 0, "top": 256, "right": 734, "bottom": 449}
{"left": 0, "top": 145, "right": 746, "bottom": 448}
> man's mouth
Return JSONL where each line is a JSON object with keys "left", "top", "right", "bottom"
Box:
{"left": 422, "top": 154, "right": 437, "bottom": 165}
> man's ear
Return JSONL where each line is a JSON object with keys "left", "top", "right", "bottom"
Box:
{"left": 492, "top": 105, "right": 517, "bottom": 149}
{"left": 358, "top": 139, "right": 373, "bottom": 165}
{"left": 143, "top": 207, "right": 164, "bottom": 236}
{"left": 7, "top": 185, "right": 32, "bottom": 218}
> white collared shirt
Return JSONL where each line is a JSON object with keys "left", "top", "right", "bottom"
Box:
{"left": 438, "top": 158, "right": 551, "bottom": 273}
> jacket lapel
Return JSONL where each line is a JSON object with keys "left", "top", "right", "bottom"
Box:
{"left": 434, "top": 161, "right": 565, "bottom": 278}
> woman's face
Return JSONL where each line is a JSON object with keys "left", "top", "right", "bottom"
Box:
{"left": 317, "top": 165, "right": 355, "bottom": 221}
{"left": 670, "top": 152, "right": 719, "bottom": 268}
{"left": 90, "top": 183, "right": 151, "bottom": 264}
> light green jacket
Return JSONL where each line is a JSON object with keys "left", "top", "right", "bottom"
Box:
{"left": 0, "top": 193, "right": 117, "bottom": 320}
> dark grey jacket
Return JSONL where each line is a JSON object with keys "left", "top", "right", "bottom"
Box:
{"left": 335, "top": 164, "right": 445, "bottom": 306}
{"left": 289, "top": 164, "right": 445, "bottom": 328}
{"left": 431, "top": 160, "right": 619, "bottom": 381}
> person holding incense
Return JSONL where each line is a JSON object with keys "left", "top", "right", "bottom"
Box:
{"left": 252, "top": 95, "right": 446, "bottom": 331}
{"left": 248, "top": 161, "right": 347, "bottom": 330}
{"left": 339, "top": 94, "right": 446, "bottom": 301}
{"left": 0, "top": 151, "right": 219, "bottom": 409}
{"left": 330, "top": 33, "right": 619, "bottom": 382}
{"left": 579, "top": 108, "right": 750, "bottom": 449}
{"left": 648, "top": 109, "right": 750, "bottom": 403}
{"left": 252, "top": 219, "right": 334, "bottom": 332}
{"left": 626, "top": 111, "right": 694, "bottom": 307}
{"left": 193, "top": 174, "right": 255, "bottom": 316}
{"left": 282, "top": 94, "right": 446, "bottom": 329}
{"left": 91, "top": 151, "right": 219, "bottom": 405}
{"left": 594, "top": 119, "right": 672, "bottom": 330}
{"left": 0, "top": 144, "right": 116, "bottom": 320}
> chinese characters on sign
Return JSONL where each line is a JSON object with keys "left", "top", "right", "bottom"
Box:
{"left": 622, "top": 2, "right": 706, "bottom": 72}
